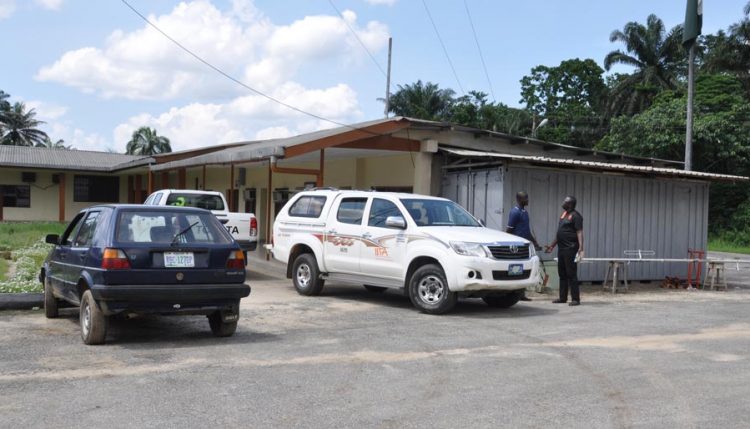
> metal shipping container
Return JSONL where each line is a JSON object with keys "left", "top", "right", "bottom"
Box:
{"left": 442, "top": 165, "right": 709, "bottom": 282}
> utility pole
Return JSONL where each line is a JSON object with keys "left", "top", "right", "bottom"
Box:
{"left": 685, "top": 43, "right": 695, "bottom": 171}
{"left": 384, "top": 37, "right": 392, "bottom": 118}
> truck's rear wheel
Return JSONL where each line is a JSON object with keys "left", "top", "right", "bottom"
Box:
{"left": 408, "top": 264, "right": 456, "bottom": 315}
{"left": 292, "top": 253, "right": 325, "bottom": 296}
{"left": 483, "top": 292, "right": 521, "bottom": 308}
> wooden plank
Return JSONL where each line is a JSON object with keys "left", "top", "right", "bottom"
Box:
{"left": 230, "top": 164, "right": 235, "bottom": 212}
{"left": 160, "top": 171, "right": 169, "bottom": 190}
{"left": 58, "top": 173, "right": 65, "bottom": 222}
{"left": 127, "top": 175, "right": 134, "bottom": 203}
{"left": 178, "top": 168, "right": 186, "bottom": 189}
{"left": 318, "top": 149, "right": 325, "bottom": 187}
{"left": 284, "top": 120, "right": 411, "bottom": 158}
{"left": 336, "top": 136, "right": 420, "bottom": 152}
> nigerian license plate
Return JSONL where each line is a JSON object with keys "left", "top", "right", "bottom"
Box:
{"left": 164, "top": 252, "right": 194, "bottom": 268}
{"left": 508, "top": 264, "right": 524, "bottom": 276}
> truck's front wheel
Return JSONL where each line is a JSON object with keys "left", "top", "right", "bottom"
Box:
{"left": 292, "top": 253, "right": 325, "bottom": 296}
{"left": 408, "top": 264, "right": 457, "bottom": 315}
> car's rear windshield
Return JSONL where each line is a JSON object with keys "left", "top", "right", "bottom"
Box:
{"left": 400, "top": 199, "right": 480, "bottom": 227}
{"left": 165, "top": 193, "right": 225, "bottom": 211}
{"left": 116, "top": 210, "right": 232, "bottom": 244}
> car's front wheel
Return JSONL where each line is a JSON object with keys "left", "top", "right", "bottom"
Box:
{"left": 483, "top": 292, "right": 521, "bottom": 308}
{"left": 80, "top": 290, "right": 107, "bottom": 345}
{"left": 292, "top": 253, "right": 325, "bottom": 296}
{"left": 408, "top": 264, "right": 457, "bottom": 314}
{"left": 208, "top": 312, "right": 238, "bottom": 337}
{"left": 43, "top": 277, "right": 58, "bottom": 319}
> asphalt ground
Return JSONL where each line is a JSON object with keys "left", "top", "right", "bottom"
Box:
{"left": 1, "top": 269, "right": 749, "bottom": 428}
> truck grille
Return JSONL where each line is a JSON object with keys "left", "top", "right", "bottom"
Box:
{"left": 487, "top": 244, "right": 530, "bottom": 260}
{"left": 493, "top": 270, "right": 532, "bottom": 280}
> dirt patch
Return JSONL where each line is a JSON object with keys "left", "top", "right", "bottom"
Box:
{"left": 544, "top": 323, "right": 750, "bottom": 353}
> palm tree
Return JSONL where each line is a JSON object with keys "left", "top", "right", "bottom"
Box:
{"left": 384, "top": 80, "right": 456, "bottom": 121}
{"left": 0, "top": 102, "right": 49, "bottom": 146}
{"left": 35, "top": 137, "right": 70, "bottom": 150}
{"left": 0, "top": 90, "right": 9, "bottom": 111}
{"left": 125, "top": 126, "right": 172, "bottom": 155}
{"left": 603, "top": 14, "right": 685, "bottom": 116}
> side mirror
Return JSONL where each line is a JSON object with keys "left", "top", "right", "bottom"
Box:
{"left": 45, "top": 234, "right": 60, "bottom": 245}
{"left": 478, "top": 219, "right": 486, "bottom": 227}
{"left": 385, "top": 216, "right": 407, "bottom": 229}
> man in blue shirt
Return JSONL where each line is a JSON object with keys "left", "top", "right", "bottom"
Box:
{"left": 506, "top": 191, "right": 540, "bottom": 249}
{"left": 506, "top": 191, "right": 540, "bottom": 301}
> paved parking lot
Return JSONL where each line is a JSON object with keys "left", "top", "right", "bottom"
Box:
{"left": 1, "top": 270, "right": 750, "bottom": 428}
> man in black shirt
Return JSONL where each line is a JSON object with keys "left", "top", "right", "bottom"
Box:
{"left": 545, "top": 196, "right": 584, "bottom": 306}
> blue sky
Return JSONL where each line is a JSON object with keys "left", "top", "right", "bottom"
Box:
{"left": 0, "top": 0, "right": 746, "bottom": 152}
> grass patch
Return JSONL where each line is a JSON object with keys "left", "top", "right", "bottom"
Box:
{"left": 0, "top": 222, "right": 65, "bottom": 251}
{"left": 0, "top": 258, "right": 8, "bottom": 282}
{"left": 708, "top": 237, "right": 750, "bottom": 255}
{"left": 0, "top": 222, "right": 65, "bottom": 293}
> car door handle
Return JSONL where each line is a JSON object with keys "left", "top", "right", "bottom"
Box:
{"left": 78, "top": 253, "right": 87, "bottom": 260}
{"left": 326, "top": 229, "right": 336, "bottom": 235}
{"left": 59, "top": 253, "right": 67, "bottom": 260}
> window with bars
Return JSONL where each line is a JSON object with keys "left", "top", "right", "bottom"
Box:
{"left": 74, "top": 175, "right": 120, "bottom": 203}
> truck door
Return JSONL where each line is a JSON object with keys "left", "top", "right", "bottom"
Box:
{"left": 324, "top": 197, "right": 368, "bottom": 274}
{"left": 359, "top": 198, "right": 407, "bottom": 280}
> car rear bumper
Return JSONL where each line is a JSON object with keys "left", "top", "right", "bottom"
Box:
{"left": 236, "top": 240, "right": 258, "bottom": 252}
{"left": 90, "top": 283, "right": 251, "bottom": 315}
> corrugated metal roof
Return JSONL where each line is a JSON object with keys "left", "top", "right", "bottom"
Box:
{"left": 440, "top": 147, "right": 748, "bottom": 182}
{"left": 0, "top": 146, "right": 152, "bottom": 172}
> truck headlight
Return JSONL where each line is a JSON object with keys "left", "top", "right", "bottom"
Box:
{"left": 450, "top": 241, "right": 488, "bottom": 257}
{"left": 529, "top": 245, "right": 537, "bottom": 258}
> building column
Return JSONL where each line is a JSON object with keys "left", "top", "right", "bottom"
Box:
{"left": 135, "top": 174, "right": 143, "bottom": 203}
{"left": 413, "top": 139, "right": 438, "bottom": 196}
{"left": 161, "top": 171, "right": 169, "bottom": 190}
{"left": 178, "top": 168, "right": 186, "bottom": 189}
{"left": 58, "top": 173, "right": 66, "bottom": 222}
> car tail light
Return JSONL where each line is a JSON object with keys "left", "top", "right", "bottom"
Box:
{"left": 102, "top": 248, "right": 131, "bottom": 270}
{"left": 226, "top": 250, "right": 245, "bottom": 270}
{"left": 250, "top": 217, "right": 258, "bottom": 237}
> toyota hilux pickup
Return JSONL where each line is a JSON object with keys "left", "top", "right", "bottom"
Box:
{"left": 268, "top": 190, "right": 540, "bottom": 314}
{"left": 145, "top": 190, "right": 258, "bottom": 253}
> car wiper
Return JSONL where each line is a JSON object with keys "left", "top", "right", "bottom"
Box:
{"left": 171, "top": 221, "right": 199, "bottom": 246}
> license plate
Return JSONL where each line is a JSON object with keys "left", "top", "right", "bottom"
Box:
{"left": 164, "top": 252, "right": 194, "bottom": 268}
{"left": 508, "top": 264, "right": 524, "bottom": 276}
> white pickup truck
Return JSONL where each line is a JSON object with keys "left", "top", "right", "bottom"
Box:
{"left": 144, "top": 189, "right": 258, "bottom": 252}
{"left": 269, "top": 189, "right": 540, "bottom": 314}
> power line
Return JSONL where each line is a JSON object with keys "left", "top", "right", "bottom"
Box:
{"left": 463, "top": 0, "right": 495, "bottom": 101}
{"left": 326, "top": 0, "right": 387, "bottom": 78}
{"left": 119, "top": 0, "right": 381, "bottom": 136}
{"left": 420, "top": 0, "right": 465, "bottom": 94}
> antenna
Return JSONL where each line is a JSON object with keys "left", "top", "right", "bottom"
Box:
{"left": 384, "top": 37, "right": 393, "bottom": 118}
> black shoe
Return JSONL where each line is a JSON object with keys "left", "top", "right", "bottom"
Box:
{"left": 569, "top": 301, "right": 580, "bottom": 306}
{"left": 552, "top": 299, "right": 566, "bottom": 304}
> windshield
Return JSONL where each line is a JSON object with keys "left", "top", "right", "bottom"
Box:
{"left": 165, "top": 193, "right": 225, "bottom": 211}
{"left": 400, "top": 199, "right": 480, "bottom": 227}
{"left": 116, "top": 210, "right": 232, "bottom": 244}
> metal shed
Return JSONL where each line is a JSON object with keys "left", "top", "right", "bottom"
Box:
{"left": 439, "top": 148, "right": 735, "bottom": 282}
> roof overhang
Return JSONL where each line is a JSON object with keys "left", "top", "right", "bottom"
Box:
{"left": 440, "top": 147, "right": 748, "bottom": 182}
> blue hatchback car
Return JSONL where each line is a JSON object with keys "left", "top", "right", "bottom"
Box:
{"left": 40, "top": 205, "right": 251, "bottom": 345}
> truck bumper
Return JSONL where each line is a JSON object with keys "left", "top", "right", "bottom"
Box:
{"left": 90, "top": 283, "right": 251, "bottom": 316}
{"left": 448, "top": 256, "right": 540, "bottom": 293}
{"left": 236, "top": 240, "right": 258, "bottom": 252}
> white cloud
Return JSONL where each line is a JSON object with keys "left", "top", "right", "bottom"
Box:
{"left": 37, "top": 0, "right": 389, "bottom": 101}
{"left": 0, "top": 0, "right": 15, "bottom": 19}
{"left": 26, "top": 100, "right": 68, "bottom": 121}
{"left": 112, "top": 82, "right": 362, "bottom": 152}
{"left": 35, "top": 0, "right": 63, "bottom": 10}
{"left": 364, "top": 0, "right": 397, "bottom": 5}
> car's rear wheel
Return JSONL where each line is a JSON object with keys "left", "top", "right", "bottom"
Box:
{"left": 364, "top": 285, "right": 387, "bottom": 293}
{"left": 292, "top": 253, "right": 325, "bottom": 296}
{"left": 483, "top": 292, "right": 521, "bottom": 308}
{"left": 43, "top": 277, "right": 58, "bottom": 319}
{"left": 80, "top": 290, "right": 107, "bottom": 345}
{"left": 408, "top": 264, "right": 457, "bottom": 315}
{"left": 208, "top": 312, "right": 238, "bottom": 337}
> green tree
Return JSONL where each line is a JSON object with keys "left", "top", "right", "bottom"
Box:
{"left": 125, "top": 126, "right": 172, "bottom": 156}
{"left": 0, "top": 102, "right": 49, "bottom": 147}
{"left": 604, "top": 14, "right": 685, "bottom": 116}
{"left": 598, "top": 74, "right": 750, "bottom": 231}
{"left": 0, "top": 90, "right": 9, "bottom": 111}
{"left": 452, "top": 91, "right": 532, "bottom": 135}
{"left": 701, "top": 4, "right": 750, "bottom": 94}
{"left": 385, "top": 80, "right": 455, "bottom": 121}
{"left": 519, "top": 58, "right": 608, "bottom": 147}
{"left": 35, "top": 137, "right": 70, "bottom": 150}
